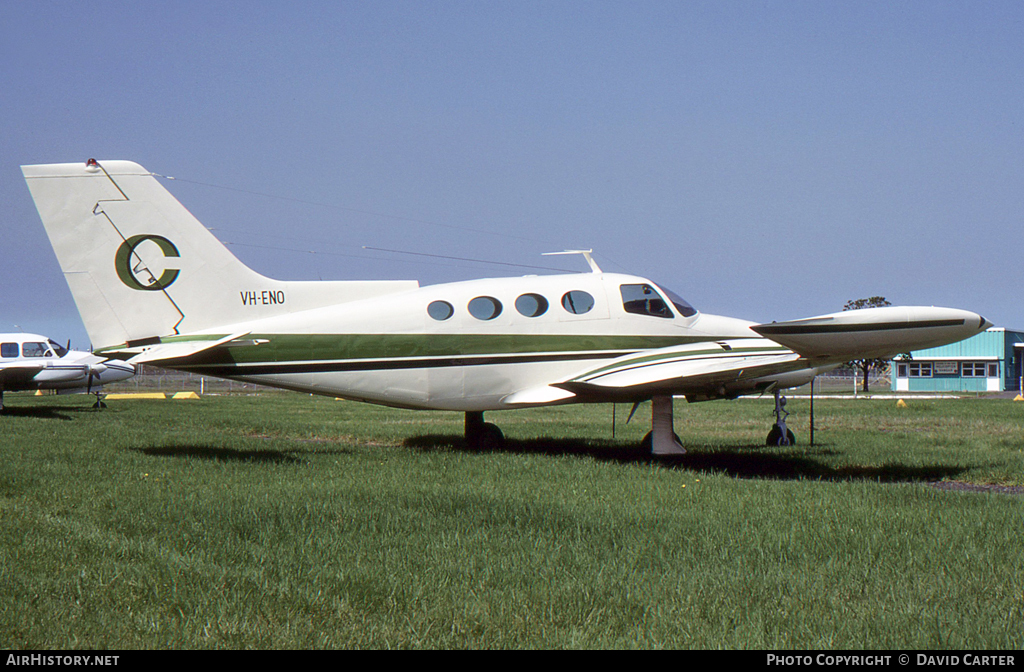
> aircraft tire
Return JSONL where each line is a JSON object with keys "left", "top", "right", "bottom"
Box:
{"left": 766, "top": 425, "right": 796, "bottom": 447}
{"left": 470, "top": 422, "right": 505, "bottom": 451}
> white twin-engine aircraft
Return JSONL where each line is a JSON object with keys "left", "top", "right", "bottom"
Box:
{"left": 22, "top": 160, "right": 989, "bottom": 453}
{"left": 0, "top": 331, "right": 135, "bottom": 411}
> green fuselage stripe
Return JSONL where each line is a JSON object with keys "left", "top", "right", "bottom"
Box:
{"left": 574, "top": 345, "right": 791, "bottom": 381}
{"left": 104, "top": 333, "right": 762, "bottom": 376}
{"left": 107, "top": 333, "right": 718, "bottom": 361}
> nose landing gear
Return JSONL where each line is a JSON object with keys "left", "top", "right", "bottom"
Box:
{"left": 766, "top": 389, "right": 796, "bottom": 446}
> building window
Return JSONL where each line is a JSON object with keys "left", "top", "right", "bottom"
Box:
{"left": 962, "top": 362, "right": 988, "bottom": 377}
{"left": 908, "top": 363, "right": 932, "bottom": 378}
{"left": 988, "top": 363, "right": 1000, "bottom": 378}
{"left": 896, "top": 363, "right": 908, "bottom": 378}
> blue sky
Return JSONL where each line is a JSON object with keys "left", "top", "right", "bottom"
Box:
{"left": 2, "top": 1, "right": 1022, "bottom": 347}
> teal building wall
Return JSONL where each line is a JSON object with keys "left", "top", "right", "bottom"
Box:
{"left": 891, "top": 328, "right": 1024, "bottom": 393}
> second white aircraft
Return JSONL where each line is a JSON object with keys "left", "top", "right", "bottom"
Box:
{"left": 22, "top": 160, "right": 989, "bottom": 452}
{"left": 0, "top": 331, "right": 135, "bottom": 411}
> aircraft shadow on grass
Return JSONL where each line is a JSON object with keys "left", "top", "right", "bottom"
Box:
{"left": 403, "top": 434, "right": 968, "bottom": 485}
{"left": 0, "top": 405, "right": 97, "bottom": 421}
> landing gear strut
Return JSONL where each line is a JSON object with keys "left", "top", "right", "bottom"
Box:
{"left": 465, "top": 411, "right": 504, "bottom": 450}
{"left": 640, "top": 395, "right": 686, "bottom": 456}
{"left": 766, "top": 389, "right": 796, "bottom": 446}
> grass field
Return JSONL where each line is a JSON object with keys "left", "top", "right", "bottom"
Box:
{"left": 1, "top": 392, "right": 1022, "bottom": 649}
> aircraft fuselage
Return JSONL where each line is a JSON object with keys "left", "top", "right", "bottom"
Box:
{"left": 123, "top": 272, "right": 763, "bottom": 411}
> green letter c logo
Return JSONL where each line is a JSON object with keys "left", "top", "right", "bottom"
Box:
{"left": 114, "top": 235, "right": 181, "bottom": 291}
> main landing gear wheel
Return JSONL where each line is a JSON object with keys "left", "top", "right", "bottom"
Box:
{"left": 465, "top": 411, "right": 505, "bottom": 450}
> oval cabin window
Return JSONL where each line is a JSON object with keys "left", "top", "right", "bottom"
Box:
{"left": 561, "top": 290, "right": 594, "bottom": 315}
{"left": 427, "top": 300, "right": 454, "bottom": 321}
{"left": 515, "top": 293, "right": 549, "bottom": 318}
{"left": 468, "top": 296, "right": 503, "bottom": 321}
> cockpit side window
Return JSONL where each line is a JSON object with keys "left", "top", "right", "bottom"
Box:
{"left": 1, "top": 343, "right": 18, "bottom": 358}
{"left": 22, "top": 342, "right": 49, "bottom": 357}
{"left": 620, "top": 284, "right": 673, "bottom": 319}
{"left": 48, "top": 339, "right": 69, "bottom": 357}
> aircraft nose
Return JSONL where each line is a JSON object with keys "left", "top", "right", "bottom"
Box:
{"left": 111, "top": 363, "right": 136, "bottom": 382}
{"left": 92, "top": 360, "right": 136, "bottom": 383}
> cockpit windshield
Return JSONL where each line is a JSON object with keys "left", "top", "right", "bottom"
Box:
{"left": 655, "top": 284, "right": 698, "bottom": 318}
{"left": 47, "top": 339, "right": 69, "bottom": 357}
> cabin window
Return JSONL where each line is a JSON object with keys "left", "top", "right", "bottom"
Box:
{"left": 1, "top": 343, "right": 17, "bottom": 358}
{"left": 468, "top": 296, "right": 502, "bottom": 321}
{"left": 47, "top": 339, "right": 69, "bottom": 357}
{"left": 561, "top": 291, "right": 594, "bottom": 315}
{"left": 515, "top": 293, "right": 548, "bottom": 318}
{"left": 22, "top": 342, "right": 49, "bottom": 358}
{"left": 427, "top": 300, "right": 454, "bottom": 321}
{"left": 620, "top": 284, "right": 673, "bottom": 318}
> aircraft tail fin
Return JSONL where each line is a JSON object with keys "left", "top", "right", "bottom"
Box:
{"left": 22, "top": 160, "right": 416, "bottom": 349}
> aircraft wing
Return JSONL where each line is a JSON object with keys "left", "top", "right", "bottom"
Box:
{"left": 0, "top": 363, "right": 47, "bottom": 390}
{"left": 751, "top": 306, "right": 990, "bottom": 361}
{"left": 502, "top": 338, "right": 806, "bottom": 405}
{"left": 503, "top": 306, "right": 989, "bottom": 407}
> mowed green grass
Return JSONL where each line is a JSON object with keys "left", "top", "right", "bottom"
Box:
{"left": 1, "top": 393, "right": 1022, "bottom": 649}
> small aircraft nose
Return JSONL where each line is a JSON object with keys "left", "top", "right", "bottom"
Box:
{"left": 108, "top": 362, "right": 136, "bottom": 383}
{"left": 90, "top": 361, "right": 136, "bottom": 384}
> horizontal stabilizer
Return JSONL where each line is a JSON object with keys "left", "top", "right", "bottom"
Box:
{"left": 108, "top": 332, "right": 252, "bottom": 365}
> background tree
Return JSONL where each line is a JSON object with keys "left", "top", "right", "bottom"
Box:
{"left": 843, "top": 296, "right": 892, "bottom": 393}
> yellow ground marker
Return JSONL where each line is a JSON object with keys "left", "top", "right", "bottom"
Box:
{"left": 896, "top": 399, "right": 908, "bottom": 408}
{"left": 172, "top": 392, "right": 201, "bottom": 400}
